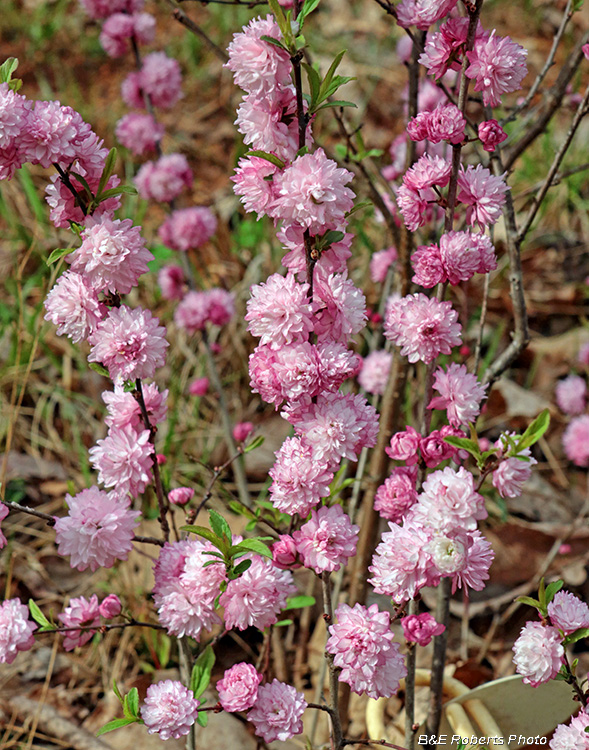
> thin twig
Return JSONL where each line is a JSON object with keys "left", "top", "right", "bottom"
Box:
{"left": 191, "top": 448, "right": 245, "bottom": 518}
{"left": 321, "top": 572, "right": 344, "bottom": 750}
{"left": 515, "top": 161, "right": 589, "bottom": 201}
{"left": 39, "top": 620, "right": 165, "bottom": 635}
{"left": 162, "top": 0, "right": 229, "bottom": 62}
{"left": 425, "top": 578, "right": 452, "bottom": 747}
{"left": 517, "top": 83, "right": 589, "bottom": 244}
{"left": 404, "top": 601, "right": 418, "bottom": 750}
{"left": 473, "top": 271, "right": 490, "bottom": 376}
{"left": 502, "top": 0, "right": 575, "bottom": 127}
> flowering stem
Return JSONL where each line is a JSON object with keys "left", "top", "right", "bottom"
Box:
{"left": 424, "top": 578, "right": 452, "bottom": 745}
{"left": 321, "top": 571, "right": 344, "bottom": 750}
{"left": 135, "top": 378, "right": 171, "bottom": 542}
{"left": 39, "top": 620, "right": 165, "bottom": 635}
{"left": 404, "top": 601, "right": 418, "bottom": 750}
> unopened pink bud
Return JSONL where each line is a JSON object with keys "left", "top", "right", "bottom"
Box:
{"left": 272, "top": 535, "right": 300, "bottom": 569}
{"left": 459, "top": 345, "right": 471, "bottom": 356}
{"left": 169, "top": 487, "right": 194, "bottom": 506}
{"left": 156, "top": 453, "right": 167, "bottom": 465}
{"left": 99, "top": 594, "right": 122, "bottom": 619}
{"left": 189, "top": 377, "right": 209, "bottom": 396}
{"left": 233, "top": 422, "right": 254, "bottom": 443}
{"left": 401, "top": 613, "right": 445, "bottom": 646}
{"left": 559, "top": 543, "right": 572, "bottom": 555}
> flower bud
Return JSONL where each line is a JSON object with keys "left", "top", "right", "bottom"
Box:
{"left": 99, "top": 594, "right": 122, "bottom": 619}
{"left": 169, "top": 487, "right": 194, "bottom": 506}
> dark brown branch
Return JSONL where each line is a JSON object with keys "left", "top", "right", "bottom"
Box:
{"left": 39, "top": 620, "right": 165, "bottom": 635}
{"left": 321, "top": 572, "right": 344, "bottom": 750}
{"left": 162, "top": 0, "right": 229, "bottom": 62}
{"left": 53, "top": 163, "right": 88, "bottom": 216}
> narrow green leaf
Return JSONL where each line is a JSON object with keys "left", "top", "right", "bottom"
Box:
{"left": 318, "top": 50, "right": 346, "bottom": 103}
{"left": 285, "top": 595, "right": 316, "bottom": 610}
{"left": 209, "top": 509, "right": 232, "bottom": 543}
{"left": 275, "top": 619, "right": 294, "bottom": 626}
{"left": 97, "top": 147, "right": 118, "bottom": 197}
{"left": 260, "top": 34, "right": 289, "bottom": 52}
{"left": 244, "top": 435, "right": 265, "bottom": 453}
{"left": 316, "top": 230, "right": 345, "bottom": 250}
{"left": 516, "top": 409, "right": 551, "bottom": 451}
{"left": 345, "top": 200, "right": 372, "bottom": 217}
{"left": 46, "top": 247, "right": 75, "bottom": 266}
{"left": 0, "top": 57, "right": 19, "bottom": 83}
{"left": 302, "top": 62, "right": 321, "bottom": 107}
{"left": 125, "top": 687, "right": 139, "bottom": 718}
{"left": 29, "top": 600, "right": 52, "bottom": 628}
{"left": 228, "top": 501, "right": 256, "bottom": 520}
{"left": 190, "top": 644, "right": 216, "bottom": 699}
{"left": 181, "top": 525, "right": 226, "bottom": 553}
{"left": 232, "top": 538, "right": 273, "bottom": 559}
{"left": 516, "top": 595, "right": 542, "bottom": 610}
{"left": 245, "top": 150, "right": 285, "bottom": 169}
{"left": 96, "top": 718, "right": 137, "bottom": 737}
{"left": 563, "top": 628, "right": 589, "bottom": 646}
{"left": 315, "top": 100, "right": 357, "bottom": 113}
{"left": 442, "top": 435, "right": 481, "bottom": 458}
{"left": 112, "top": 680, "right": 124, "bottom": 706}
{"left": 88, "top": 362, "right": 110, "bottom": 378}
{"left": 97, "top": 185, "right": 138, "bottom": 201}
{"left": 196, "top": 711, "right": 209, "bottom": 727}
{"left": 69, "top": 171, "right": 94, "bottom": 200}
{"left": 232, "top": 558, "right": 253, "bottom": 576}
{"left": 267, "top": 0, "right": 289, "bottom": 40}
{"left": 298, "top": 0, "right": 320, "bottom": 25}
{"left": 545, "top": 579, "right": 564, "bottom": 605}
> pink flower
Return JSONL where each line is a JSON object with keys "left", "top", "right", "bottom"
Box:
{"left": 369, "top": 519, "right": 438, "bottom": 604}
{"left": 137, "top": 52, "right": 183, "bottom": 110}
{"left": 556, "top": 375, "right": 586, "bottom": 415}
{"left": 169, "top": 487, "right": 195, "bottom": 506}
{"left": 189, "top": 377, "right": 209, "bottom": 396}
{"left": 370, "top": 246, "right": 397, "bottom": 283}
{"left": 89, "top": 425, "right": 153, "bottom": 498}
{"left": 457, "top": 165, "right": 509, "bottom": 229}
{"left": 88, "top": 305, "right": 168, "bottom": 382}
{"left": 292, "top": 392, "right": 379, "bottom": 470}
{"left": 293, "top": 504, "right": 359, "bottom": 574}
{"left": 550, "top": 710, "right": 589, "bottom": 750}
{"left": 466, "top": 32, "right": 528, "bottom": 107}
{"left": 0, "top": 598, "right": 37, "bottom": 664}
{"left": 99, "top": 12, "right": 155, "bottom": 58}
{"left": 58, "top": 594, "right": 101, "bottom": 651}
{"left": 384, "top": 293, "right": 462, "bottom": 364}
{"left": 233, "top": 422, "right": 254, "bottom": 443}
{"left": 0, "top": 502, "right": 8, "bottom": 548}
{"left": 396, "top": 0, "right": 458, "bottom": 30}
{"left": 99, "top": 595, "right": 122, "bottom": 619}
{"left": 68, "top": 216, "right": 153, "bottom": 294}
{"left": 439, "top": 230, "right": 491, "bottom": 285}
{"left": 232, "top": 155, "right": 277, "bottom": 216}
{"left": 419, "top": 429, "right": 458, "bottom": 468}
{"left": 411, "top": 466, "right": 487, "bottom": 533}
{"left": 134, "top": 153, "right": 193, "bottom": 203}
{"left": 547, "top": 591, "right": 589, "bottom": 635}
{"left": 78, "top": 0, "right": 143, "bottom": 20}
{"left": 0, "top": 83, "right": 31, "bottom": 180}
{"left": 158, "top": 265, "right": 185, "bottom": 300}
{"left": 225, "top": 15, "right": 292, "bottom": 97}
{"left": 326, "top": 603, "right": 407, "bottom": 699}
{"left": 411, "top": 243, "right": 445, "bottom": 288}
{"left": 478, "top": 119, "right": 508, "bottom": 152}
{"left": 217, "top": 663, "right": 263, "bottom": 712}
{"left": 153, "top": 540, "right": 225, "bottom": 639}
{"left": 220, "top": 556, "right": 296, "bottom": 631}
{"left": 115, "top": 113, "right": 164, "bottom": 156}
{"left": 562, "top": 415, "right": 589, "bottom": 466}
{"left": 492, "top": 456, "right": 536, "bottom": 498}
{"left": 280, "top": 224, "right": 352, "bottom": 278}
{"left": 248, "top": 680, "right": 307, "bottom": 743}
{"left": 512, "top": 621, "right": 564, "bottom": 687}
{"left": 44, "top": 272, "right": 105, "bottom": 343}
{"left": 272, "top": 535, "right": 300, "bottom": 569}
{"left": 54, "top": 487, "right": 140, "bottom": 571}
{"left": 141, "top": 680, "right": 200, "bottom": 741}
{"left": 402, "top": 613, "right": 445, "bottom": 646}
{"left": 428, "top": 363, "right": 488, "bottom": 427}
{"left": 408, "top": 103, "right": 465, "bottom": 145}
{"left": 270, "top": 149, "right": 355, "bottom": 233}
{"left": 386, "top": 426, "right": 422, "bottom": 465}
{"left": 404, "top": 153, "right": 452, "bottom": 191}
{"left": 175, "top": 289, "right": 234, "bottom": 333}
{"left": 158, "top": 207, "right": 217, "bottom": 252}
{"left": 313, "top": 271, "right": 367, "bottom": 344}
{"left": 358, "top": 350, "right": 392, "bottom": 396}
{"left": 452, "top": 529, "right": 494, "bottom": 593}
{"left": 374, "top": 467, "right": 419, "bottom": 523}
{"left": 269, "top": 436, "right": 334, "bottom": 517}
{"left": 246, "top": 273, "right": 313, "bottom": 348}
{"left": 103, "top": 383, "right": 167, "bottom": 431}
{"left": 21, "top": 100, "right": 79, "bottom": 169}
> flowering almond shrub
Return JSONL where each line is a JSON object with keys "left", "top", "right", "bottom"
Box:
{"left": 2, "top": 0, "right": 589, "bottom": 748}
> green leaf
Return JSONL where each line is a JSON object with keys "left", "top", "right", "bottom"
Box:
{"left": 123, "top": 687, "right": 139, "bottom": 719}
{"left": 232, "top": 538, "right": 273, "bottom": 559}
{"left": 0, "top": 57, "right": 19, "bottom": 83}
{"left": 69, "top": 171, "right": 94, "bottom": 201}
{"left": 442, "top": 435, "right": 481, "bottom": 459}
{"left": 318, "top": 50, "right": 346, "bottom": 103}
{"left": 315, "top": 230, "right": 345, "bottom": 251}
{"left": 196, "top": 711, "right": 209, "bottom": 727}
{"left": 46, "top": 247, "right": 75, "bottom": 266}
{"left": 232, "top": 558, "right": 253, "bottom": 577}
{"left": 112, "top": 680, "right": 124, "bottom": 707}
{"left": 284, "top": 595, "right": 316, "bottom": 610}
{"left": 516, "top": 409, "right": 551, "bottom": 451}
{"left": 298, "top": 0, "right": 320, "bottom": 25}
{"left": 346, "top": 200, "right": 372, "bottom": 217}
{"left": 191, "top": 644, "right": 215, "bottom": 699}
{"left": 545, "top": 579, "right": 564, "bottom": 605}
{"left": 28, "top": 600, "right": 52, "bottom": 629}
{"left": 260, "top": 35, "right": 289, "bottom": 52}
{"left": 181, "top": 525, "right": 227, "bottom": 554}
{"left": 245, "top": 150, "right": 285, "bottom": 169}
{"left": 209, "top": 509, "right": 231, "bottom": 543}
{"left": 516, "top": 595, "right": 542, "bottom": 610}
{"left": 228, "top": 501, "right": 256, "bottom": 520}
{"left": 267, "top": 0, "right": 290, "bottom": 44}
{"left": 275, "top": 619, "right": 294, "bottom": 626}
{"left": 303, "top": 62, "right": 322, "bottom": 107}
{"left": 315, "top": 100, "right": 358, "bottom": 112}
{"left": 96, "top": 718, "right": 137, "bottom": 737}
{"left": 563, "top": 627, "right": 589, "bottom": 646}
{"left": 97, "top": 185, "right": 138, "bottom": 201}
{"left": 88, "top": 362, "right": 110, "bottom": 378}
{"left": 244, "top": 435, "right": 265, "bottom": 453}
{"left": 97, "top": 147, "right": 117, "bottom": 198}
